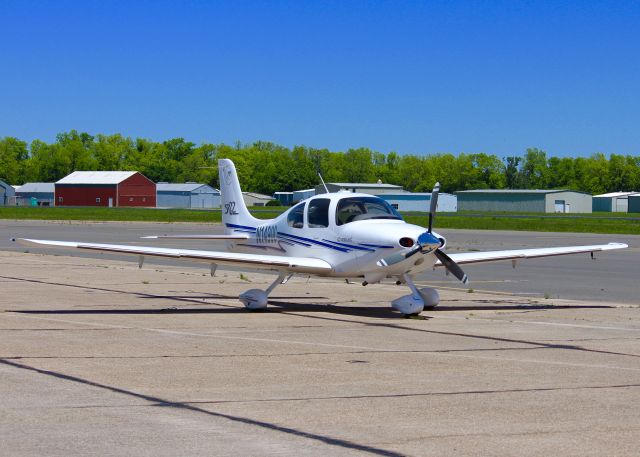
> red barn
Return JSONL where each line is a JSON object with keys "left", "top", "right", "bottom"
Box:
{"left": 55, "top": 171, "right": 156, "bottom": 207}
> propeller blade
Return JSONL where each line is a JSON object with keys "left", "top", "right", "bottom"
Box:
{"left": 377, "top": 245, "right": 420, "bottom": 267}
{"left": 434, "top": 249, "right": 469, "bottom": 284}
{"left": 428, "top": 182, "right": 440, "bottom": 233}
{"left": 378, "top": 232, "right": 441, "bottom": 267}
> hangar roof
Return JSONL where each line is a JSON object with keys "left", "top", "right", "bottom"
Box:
{"left": 0, "top": 179, "right": 14, "bottom": 192}
{"left": 156, "top": 183, "right": 219, "bottom": 193}
{"left": 57, "top": 171, "right": 138, "bottom": 185}
{"left": 243, "top": 192, "right": 273, "bottom": 200}
{"left": 329, "top": 182, "right": 403, "bottom": 189}
{"left": 456, "top": 189, "right": 590, "bottom": 195}
{"left": 593, "top": 192, "right": 639, "bottom": 198}
{"left": 16, "top": 182, "right": 55, "bottom": 193}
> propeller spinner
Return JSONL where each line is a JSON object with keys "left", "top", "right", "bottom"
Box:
{"left": 378, "top": 181, "right": 469, "bottom": 285}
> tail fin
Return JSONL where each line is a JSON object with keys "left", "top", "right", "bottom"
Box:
{"left": 218, "top": 159, "right": 260, "bottom": 230}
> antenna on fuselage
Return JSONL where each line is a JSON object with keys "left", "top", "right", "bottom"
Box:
{"left": 318, "top": 172, "right": 329, "bottom": 194}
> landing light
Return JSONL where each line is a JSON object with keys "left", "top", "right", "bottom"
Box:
{"left": 399, "top": 237, "right": 414, "bottom": 248}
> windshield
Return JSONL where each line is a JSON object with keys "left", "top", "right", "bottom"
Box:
{"left": 336, "top": 196, "right": 403, "bottom": 225}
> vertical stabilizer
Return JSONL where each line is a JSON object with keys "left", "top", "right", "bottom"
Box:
{"left": 218, "top": 159, "right": 260, "bottom": 230}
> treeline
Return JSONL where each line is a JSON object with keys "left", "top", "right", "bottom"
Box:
{"left": 1, "top": 131, "right": 639, "bottom": 195}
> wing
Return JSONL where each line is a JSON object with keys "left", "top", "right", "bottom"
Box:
{"left": 436, "top": 242, "right": 628, "bottom": 267}
{"left": 14, "top": 238, "right": 332, "bottom": 275}
{"left": 141, "top": 234, "right": 250, "bottom": 240}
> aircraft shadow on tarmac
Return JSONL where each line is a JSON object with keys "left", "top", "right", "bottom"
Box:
{"left": 2, "top": 274, "right": 615, "bottom": 319}
{"left": 13, "top": 299, "right": 612, "bottom": 319}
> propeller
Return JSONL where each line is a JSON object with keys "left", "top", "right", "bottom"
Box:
{"left": 434, "top": 249, "right": 468, "bottom": 284}
{"left": 428, "top": 181, "right": 439, "bottom": 233}
{"left": 377, "top": 181, "right": 469, "bottom": 285}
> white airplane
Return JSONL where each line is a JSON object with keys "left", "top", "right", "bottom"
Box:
{"left": 14, "top": 159, "right": 628, "bottom": 315}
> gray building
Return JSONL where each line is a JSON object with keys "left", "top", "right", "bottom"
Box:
{"left": 293, "top": 188, "right": 316, "bottom": 203}
{"left": 457, "top": 189, "right": 592, "bottom": 213}
{"left": 156, "top": 183, "right": 220, "bottom": 209}
{"left": 378, "top": 192, "right": 457, "bottom": 212}
{"left": 592, "top": 192, "right": 638, "bottom": 212}
{"left": 242, "top": 192, "right": 275, "bottom": 207}
{"left": 273, "top": 192, "right": 294, "bottom": 206}
{"left": 315, "top": 182, "right": 404, "bottom": 195}
{"left": 15, "top": 182, "right": 55, "bottom": 206}
{"left": 273, "top": 188, "right": 317, "bottom": 206}
{"left": 0, "top": 179, "right": 16, "bottom": 206}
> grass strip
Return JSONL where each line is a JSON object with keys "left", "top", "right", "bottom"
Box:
{"left": 2, "top": 206, "right": 639, "bottom": 234}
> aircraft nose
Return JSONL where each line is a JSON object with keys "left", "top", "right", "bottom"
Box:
{"left": 417, "top": 232, "right": 441, "bottom": 252}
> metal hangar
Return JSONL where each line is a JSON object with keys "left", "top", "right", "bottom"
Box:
{"left": 55, "top": 171, "right": 156, "bottom": 207}
{"left": 156, "top": 183, "right": 220, "bottom": 209}
{"left": 456, "top": 189, "right": 593, "bottom": 213}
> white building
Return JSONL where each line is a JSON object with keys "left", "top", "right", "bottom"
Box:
{"left": 592, "top": 192, "right": 638, "bottom": 213}
{"left": 378, "top": 192, "right": 457, "bottom": 212}
{"left": 242, "top": 192, "right": 275, "bottom": 207}
{"left": 315, "top": 182, "right": 404, "bottom": 195}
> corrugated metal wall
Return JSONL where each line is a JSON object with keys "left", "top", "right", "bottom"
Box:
{"left": 628, "top": 195, "right": 640, "bottom": 213}
{"left": 458, "top": 193, "right": 545, "bottom": 212}
{"left": 157, "top": 191, "right": 220, "bottom": 208}
{"left": 118, "top": 174, "right": 156, "bottom": 207}
{"left": 593, "top": 197, "right": 613, "bottom": 212}
{"left": 157, "top": 192, "right": 190, "bottom": 208}
{"left": 55, "top": 185, "right": 118, "bottom": 206}
{"left": 378, "top": 194, "right": 457, "bottom": 212}
{"left": 544, "top": 192, "right": 592, "bottom": 213}
{"left": 190, "top": 193, "right": 218, "bottom": 208}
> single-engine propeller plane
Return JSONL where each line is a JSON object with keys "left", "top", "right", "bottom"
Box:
{"left": 13, "top": 159, "right": 628, "bottom": 315}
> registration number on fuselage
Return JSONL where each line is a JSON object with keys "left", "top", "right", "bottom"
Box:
{"left": 255, "top": 224, "right": 278, "bottom": 244}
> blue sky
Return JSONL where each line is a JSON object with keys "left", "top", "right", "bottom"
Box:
{"left": 1, "top": 0, "right": 638, "bottom": 157}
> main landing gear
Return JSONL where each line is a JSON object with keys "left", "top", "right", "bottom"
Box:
{"left": 239, "top": 272, "right": 289, "bottom": 310}
{"left": 391, "top": 273, "right": 440, "bottom": 315}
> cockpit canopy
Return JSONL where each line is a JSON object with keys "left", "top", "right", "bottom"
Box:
{"left": 335, "top": 196, "right": 402, "bottom": 225}
{"left": 286, "top": 195, "right": 402, "bottom": 229}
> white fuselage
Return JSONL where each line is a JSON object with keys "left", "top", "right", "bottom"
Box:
{"left": 224, "top": 192, "right": 441, "bottom": 281}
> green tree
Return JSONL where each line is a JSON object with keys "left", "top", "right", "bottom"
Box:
{"left": 343, "top": 148, "right": 374, "bottom": 183}
{"left": 547, "top": 157, "right": 577, "bottom": 189}
{"left": 520, "top": 148, "right": 548, "bottom": 188}
{"left": 56, "top": 130, "right": 97, "bottom": 172}
{"left": 0, "top": 137, "right": 28, "bottom": 184}
{"left": 504, "top": 156, "right": 522, "bottom": 189}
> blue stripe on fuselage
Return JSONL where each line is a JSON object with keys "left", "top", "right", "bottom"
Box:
{"left": 278, "top": 232, "right": 350, "bottom": 252}
{"left": 322, "top": 239, "right": 375, "bottom": 252}
{"left": 359, "top": 243, "right": 395, "bottom": 249}
{"left": 226, "top": 223, "right": 257, "bottom": 232}
{"left": 226, "top": 223, "right": 357, "bottom": 253}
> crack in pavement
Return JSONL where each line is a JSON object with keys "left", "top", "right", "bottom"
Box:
{"left": 0, "top": 358, "right": 402, "bottom": 457}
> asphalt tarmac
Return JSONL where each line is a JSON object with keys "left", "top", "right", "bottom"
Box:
{"left": 1, "top": 245, "right": 639, "bottom": 456}
{"left": 1, "top": 220, "right": 638, "bottom": 304}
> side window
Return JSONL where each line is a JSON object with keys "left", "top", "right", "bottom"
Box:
{"left": 287, "top": 202, "right": 305, "bottom": 228}
{"left": 307, "top": 198, "right": 330, "bottom": 228}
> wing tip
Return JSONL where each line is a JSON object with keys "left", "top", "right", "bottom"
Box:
{"left": 608, "top": 242, "right": 629, "bottom": 248}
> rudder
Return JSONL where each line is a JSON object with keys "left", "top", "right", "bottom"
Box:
{"left": 218, "top": 159, "right": 260, "bottom": 229}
